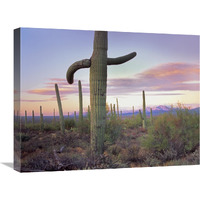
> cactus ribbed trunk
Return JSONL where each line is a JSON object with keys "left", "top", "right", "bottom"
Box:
{"left": 66, "top": 31, "right": 137, "bottom": 159}
{"left": 78, "top": 80, "right": 83, "bottom": 123}
{"left": 32, "top": 110, "right": 34, "bottom": 125}
{"left": 55, "top": 84, "right": 65, "bottom": 134}
{"left": 150, "top": 108, "right": 153, "bottom": 124}
{"left": 90, "top": 31, "right": 107, "bottom": 157}
{"left": 25, "top": 110, "right": 27, "bottom": 128}
{"left": 88, "top": 105, "right": 91, "bottom": 121}
{"left": 74, "top": 111, "right": 77, "bottom": 121}
{"left": 40, "top": 106, "right": 44, "bottom": 131}
{"left": 133, "top": 106, "right": 134, "bottom": 118}
{"left": 142, "top": 90, "right": 146, "bottom": 129}
{"left": 113, "top": 104, "right": 116, "bottom": 117}
{"left": 116, "top": 98, "right": 119, "bottom": 117}
{"left": 110, "top": 103, "right": 113, "bottom": 116}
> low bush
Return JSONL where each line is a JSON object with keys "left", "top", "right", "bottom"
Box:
{"left": 141, "top": 105, "right": 199, "bottom": 162}
{"left": 65, "top": 118, "right": 76, "bottom": 130}
{"left": 123, "top": 114, "right": 142, "bottom": 129}
{"left": 105, "top": 116, "right": 123, "bottom": 144}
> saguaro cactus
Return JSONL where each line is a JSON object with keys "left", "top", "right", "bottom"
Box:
{"left": 132, "top": 106, "right": 134, "bottom": 118}
{"left": 150, "top": 108, "right": 153, "bottom": 124}
{"left": 32, "top": 110, "right": 35, "bottom": 125}
{"left": 40, "top": 106, "right": 44, "bottom": 131}
{"left": 113, "top": 104, "right": 116, "bottom": 117}
{"left": 116, "top": 98, "right": 119, "bottom": 117}
{"left": 139, "top": 109, "right": 145, "bottom": 128}
{"left": 142, "top": 90, "right": 146, "bottom": 129}
{"left": 55, "top": 84, "right": 65, "bottom": 134}
{"left": 110, "top": 103, "right": 113, "bottom": 116}
{"left": 25, "top": 110, "right": 27, "bottom": 128}
{"left": 78, "top": 80, "right": 83, "bottom": 123}
{"left": 66, "top": 31, "right": 136, "bottom": 157}
{"left": 88, "top": 105, "right": 91, "bottom": 121}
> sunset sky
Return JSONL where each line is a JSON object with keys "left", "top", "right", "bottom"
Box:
{"left": 19, "top": 28, "right": 199, "bottom": 116}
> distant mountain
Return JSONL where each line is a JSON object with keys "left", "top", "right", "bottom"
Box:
{"left": 117, "top": 105, "right": 199, "bottom": 117}
{"left": 146, "top": 105, "right": 170, "bottom": 113}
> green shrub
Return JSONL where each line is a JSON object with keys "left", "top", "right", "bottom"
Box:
{"left": 124, "top": 114, "right": 142, "bottom": 129}
{"left": 105, "top": 116, "right": 123, "bottom": 144}
{"left": 141, "top": 105, "right": 199, "bottom": 162}
{"left": 15, "top": 132, "right": 30, "bottom": 142}
{"left": 65, "top": 118, "right": 76, "bottom": 130}
{"left": 44, "top": 122, "right": 60, "bottom": 131}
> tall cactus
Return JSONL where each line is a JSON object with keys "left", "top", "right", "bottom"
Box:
{"left": 55, "top": 84, "right": 65, "bottom": 134}
{"left": 142, "top": 90, "right": 146, "bottom": 128}
{"left": 132, "top": 106, "right": 134, "bottom": 118}
{"left": 32, "top": 110, "right": 35, "bottom": 125}
{"left": 116, "top": 98, "right": 119, "bottom": 117}
{"left": 74, "top": 111, "right": 77, "bottom": 122}
{"left": 66, "top": 31, "right": 137, "bottom": 158}
{"left": 110, "top": 103, "right": 113, "bottom": 117}
{"left": 139, "top": 109, "right": 145, "bottom": 128}
{"left": 142, "top": 90, "right": 146, "bottom": 129}
{"left": 88, "top": 105, "right": 91, "bottom": 121}
{"left": 78, "top": 80, "right": 83, "bottom": 123}
{"left": 150, "top": 108, "right": 153, "bottom": 124}
{"left": 40, "top": 106, "right": 44, "bottom": 131}
{"left": 25, "top": 110, "right": 27, "bottom": 128}
{"left": 113, "top": 104, "right": 116, "bottom": 117}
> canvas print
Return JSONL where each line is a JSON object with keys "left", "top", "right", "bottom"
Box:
{"left": 14, "top": 28, "right": 199, "bottom": 172}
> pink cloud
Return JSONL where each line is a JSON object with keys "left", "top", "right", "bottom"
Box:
{"left": 107, "top": 62, "right": 199, "bottom": 95}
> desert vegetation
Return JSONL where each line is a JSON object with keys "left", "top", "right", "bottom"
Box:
{"left": 14, "top": 30, "right": 199, "bottom": 172}
{"left": 14, "top": 98, "right": 199, "bottom": 172}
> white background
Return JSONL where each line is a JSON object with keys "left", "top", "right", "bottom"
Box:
{"left": 0, "top": 0, "right": 199, "bottom": 199}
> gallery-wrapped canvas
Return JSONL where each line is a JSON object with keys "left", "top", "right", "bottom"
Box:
{"left": 14, "top": 28, "right": 199, "bottom": 172}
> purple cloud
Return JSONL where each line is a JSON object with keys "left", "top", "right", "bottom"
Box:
{"left": 107, "top": 62, "right": 199, "bottom": 95}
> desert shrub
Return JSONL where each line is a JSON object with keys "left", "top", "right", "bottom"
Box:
{"left": 15, "top": 132, "right": 30, "bottom": 142}
{"left": 124, "top": 114, "right": 142, "bottom": 129}
{"left": 65, "top": 118, "right": 76, "bottom": 130}
{"left": 76, "top": 118, "right": 90, "bottom": 134}
{"left": 106, "top": 144, "right": 122, "bottom": 156}
{"left": 141, "top": 105, "right": 199, "bottom": 162}
{"left": 44, "top": 122, "right": 60, "bottom": 131}
{"left": 105, "top": 116, "right": 123, "bottom": 144}
{"left": 118, "top": 145, "right": 140, "bottom": 163}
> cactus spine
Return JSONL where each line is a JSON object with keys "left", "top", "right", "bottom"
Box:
{"left": 78, "top": 80, "right": 83, "bottom": 123}
{"left": 142, "top": 90, "right": 146, "bottom": 129}
{"left": 55, "top": 84, "right": 65, "bottom": 134}
{"left": 25, "top": 110, "right": 27, "bottom": 128}
{"left": 40, "top": 106, "right": 44, "bottom": 131}
{"left": 66, "top": 31, "right": 137, "bottom": 158}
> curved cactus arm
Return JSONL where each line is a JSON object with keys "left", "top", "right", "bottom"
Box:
{"left": 107, "top": 52, "right": 137, "bottom": 65}
{"left": 66, "top": 59, "right": 91, "bottom": 84}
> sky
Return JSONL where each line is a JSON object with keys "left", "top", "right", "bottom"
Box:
{"left": 18, "top": 28, "right": 199, "bottom": 116}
